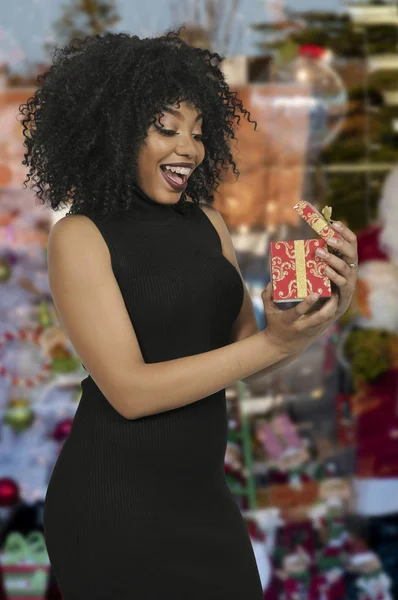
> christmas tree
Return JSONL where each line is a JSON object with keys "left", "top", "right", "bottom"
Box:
{"left": 51, "top": 0, "right": 120, "bottom": 47}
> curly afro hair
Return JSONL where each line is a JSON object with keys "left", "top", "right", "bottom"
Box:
{"left": 18, "top": 26, "right": 257, "bottom": 221}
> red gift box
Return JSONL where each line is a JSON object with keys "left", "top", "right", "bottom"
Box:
{"left": 270, "top": 238, "right": 331, "bottom": 303}
{"left": 293, "top": 200, "right": 342, "bottom": 242}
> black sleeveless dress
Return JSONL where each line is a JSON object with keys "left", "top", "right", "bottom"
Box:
{"left": 43, "top": 186, "right": 264, "bottom": 599}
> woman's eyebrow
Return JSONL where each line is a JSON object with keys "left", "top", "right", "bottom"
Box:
{"left": 163, "top": 107, "right": 203, "bottom": 122}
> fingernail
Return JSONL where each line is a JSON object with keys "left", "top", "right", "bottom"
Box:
{"left": 316, "top": 248, "right": 327, "bottom": 257}
{"left": 333, "top": 222, "right": 342, "bottom": 229}
{"left": 327, "top": 237, "right": 338, "bottom": 245}
{"left": 311, "top": 293, "right": 319, "bottom": 301}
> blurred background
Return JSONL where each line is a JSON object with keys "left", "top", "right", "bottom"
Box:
{"left": 0, "top": 0, "right": 398, "bottom": 598}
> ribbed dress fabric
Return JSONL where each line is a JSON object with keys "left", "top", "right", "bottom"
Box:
{"left": 43, "top": 186, "right": 264, "bottom": 599}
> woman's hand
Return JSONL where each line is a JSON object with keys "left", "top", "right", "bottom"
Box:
{"left": 261, "top": 284, "right": 340, "bottom": 357}
{"left": 315, "top": 221, "right": 358, "bottom": 319}
{"left": 261, "top": 221, "right": 358, "bottom": 357}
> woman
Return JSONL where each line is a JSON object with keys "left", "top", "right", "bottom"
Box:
{"left": 19, "top": 28, "right": 358, "bottom": 599}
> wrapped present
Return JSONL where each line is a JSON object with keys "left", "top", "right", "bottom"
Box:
{"left": 293, "top": 201, "right": 342, "bottom": 242}
{"left": 0, "top": 531, "right": 50, "bottom": 599}
{"left": 270, "top": 238, "right": 331, "bottom": 302}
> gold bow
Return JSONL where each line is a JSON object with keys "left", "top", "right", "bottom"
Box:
{"left": 321, "top": 206, "right": 334, "bottom": 225}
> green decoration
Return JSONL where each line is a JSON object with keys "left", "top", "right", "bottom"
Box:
{"left": 4, "top": 402, "right": 35, "bottom": 434}
{"left": 0, "top": 257, "right": 12, "bottom": 283}
{"left": 344, "top": 328, "right": 393, "bottom": 383}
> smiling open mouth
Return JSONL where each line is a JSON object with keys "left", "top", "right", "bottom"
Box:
{"left": 160, "top": 166, "right": 188, "bottom": 191}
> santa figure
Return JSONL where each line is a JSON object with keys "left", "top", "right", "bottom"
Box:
{"left": 276, "top": 548, "right": 314, "bottom": 600}
{"left": 317, "top": 465, "right": 352, "bottom": 511}
{"left": 314, "top": 544, "right": 345, "bottom": 600}
{"left": 342, "top": 165, "right": 398, "bottom": 596}
{"left": 258, "top": 415, "right": 314, "bottom": 490}
{"left": 278, "top": 446, "right": 313, "bottom": 490}
{"left": 322, "top": 513, "right": 350, "bottom": 552}
{"left": 350, "top": 551, "right": 393, "bottom": 600}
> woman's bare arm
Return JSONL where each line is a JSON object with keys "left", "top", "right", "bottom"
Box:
{"left": 48, "top": 215, "right": 291, "bottom": 420}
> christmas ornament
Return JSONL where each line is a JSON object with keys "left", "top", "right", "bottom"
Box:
{"left": 4, "top": 398, "right": 35, "bottom": 433}
{"left": 38, "top": 301, "right": 52, "bottom": 329}
{"left": 0, "top": 478, "right": 19, "bottom": 508}
{"left": 271, "top": 44, "right": 347, "bottom": 151}
{"left": 38, "top": 324, "right": 81, "bottom": 374}
{"left": 51, "top": 418, "right": 73, "bottom": 443}
{"left": 0, "top": 257, "right": 12, "bottom": 283}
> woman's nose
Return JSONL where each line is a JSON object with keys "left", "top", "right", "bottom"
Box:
{"left": 175, "top": 135, "right": 198, "bottom": 159}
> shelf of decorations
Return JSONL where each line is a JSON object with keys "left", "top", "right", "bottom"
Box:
{"left": 225, "top": 380, "right": 257, "bottom": 510}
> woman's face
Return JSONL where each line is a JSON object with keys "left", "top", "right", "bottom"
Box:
{"left": 136, "top": 101, "right": 205, "bottom": 205}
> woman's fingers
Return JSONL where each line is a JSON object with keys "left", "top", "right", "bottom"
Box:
{"left": 326, "top": 235, "right": 356, "bottom": 261}
{"left": 331, "top": 221, "right": 358, "bottom": 247}
{"left": 262, "top": 283, "right": 322, "bottom": 322}
{"left": 316, "top": 248, "right": 353, "bottom": 281}
{"left": 295, "top": 293, "right": 339, "bottom": 330}
{"left": 324, "top": 266, "right": 347, "bottom": 289}
{"left": 292, "top": 292, "right": 322, "bottom": 319}
{"left": 261, "top": 282, "right": 277, "bottom": 309}
{"left": 325, "top": 221, "right": 358, "bottom": 264}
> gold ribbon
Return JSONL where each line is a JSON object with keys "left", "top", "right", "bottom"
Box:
{"left": 311, "top": 216, "right": 329, "bottom": 235}
{"left": 294, "top": 240, "right": 307, "bottom": 298}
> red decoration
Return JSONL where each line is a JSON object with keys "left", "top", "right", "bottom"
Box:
{"left": 270, "top": 238, "right": 331, "bottom": 302}
{"left": 0, "top": 566, "right": 8, "bottom": 600}
{"left": 298, "top": 44, "right": 327, "bottom": 60}
{"left": 354, "top": 370, "right": 398, "bottom": 478}
{"left": 356, "top": 224, "right": 388, "bottom": 263}
{"left": 52, "top": 418, "right": 73, "bottom": 443}
{"left": 44, "top": 568, "right": 63, "bottom": 600}
{"left": 0, "top": 477, "right": 20, "bottom": 508}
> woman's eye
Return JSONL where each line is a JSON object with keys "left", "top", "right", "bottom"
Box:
{"left": 158, "top": 128, "right": 176, "bottom": 136}
{"left": 156, "top": 126, "right": 203, "bottom": 141}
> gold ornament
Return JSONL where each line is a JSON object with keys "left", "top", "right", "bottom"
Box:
{"left": 38, "top": 301, "right": 52, "bottom": 328}
{"left": 4, "top": 398, "right": 35, "bottom": 433}
{"left": 0, "top": 257, "right": 12, "bottom": 283}
{"left": 7, "top": 398, "right": 31, "bottom": 409}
